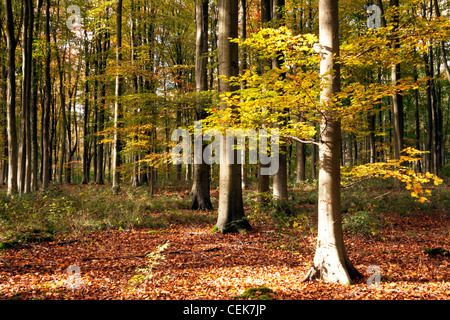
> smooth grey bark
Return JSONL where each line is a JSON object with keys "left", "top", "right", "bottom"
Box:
{"left": 240, "top": 0, "right": 248, "bottom": 190}
{"left": 56, "top": 47, "right": 67, "bottom": 184}
{"left": 271, "top": 0, "right": 288, "bottom": 203}
{"left": 191, "top": 0, "right": 213, "bottom": 211}
{"left": 42, "top": 0, "right": 51, "bottom": 190}
{"left": 215, "top": 0, "right": 251, "bottom": 233}
{"left": 112, "top": 0, "right": 123, "bottom": 193}
{"left": 390, "top": 0, "right": 404, "bottom": 160}
{"left": 302, "top": 0, "right": 361, "bottom": 284}
{"left": 4, "top": 0, "right": 18, "bottom": 196}
{"left": 18, "top": 0, "right": 33, "bottom": 194}
{"left": 256, "top": 0, "right": 272, "bottom": 201}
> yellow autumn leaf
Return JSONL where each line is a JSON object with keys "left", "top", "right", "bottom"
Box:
{"left": 418, "top": 197, "right": 427, "bottom": 203}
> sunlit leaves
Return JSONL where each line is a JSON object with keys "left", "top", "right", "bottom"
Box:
{"left": 342, "top": 148, "right": 443, "bottom": 202}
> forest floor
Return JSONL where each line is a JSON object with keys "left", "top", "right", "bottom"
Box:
{"left": 0, "top": 179, "right": 449, "bottom": 300}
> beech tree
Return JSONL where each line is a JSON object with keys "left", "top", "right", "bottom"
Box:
{"left": 215, "top": 0, "right": 251, "bottom": 233}
{"left": 112, "top": 0, "right": 123, "bottom": 193}
{"left": 4, "top": 0, "right": 18, "bottom": 196}
{"left": 18, "top": 0, "right": 33, "bottom": 194}
{"left": 256, "top": 0, "right": 272, "bottom": 201}
{"left": 190, "top": 0, "right": 213, "bottom": 210}
{"left": 390, "top": 0, "right": 404, "bottom": 161}
{"left": 302, "top": 0, "right": 361, "bottom": 283}
{"left": 42, "top": 0, "right": 51, "bottom": 190}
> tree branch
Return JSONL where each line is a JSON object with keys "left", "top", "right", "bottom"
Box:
{"left": 282, "top": 135, "right": 319, "bottom": 146}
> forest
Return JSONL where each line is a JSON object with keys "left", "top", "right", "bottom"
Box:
{"left": 0, "top": 0, "right": 449, "bottom": 301}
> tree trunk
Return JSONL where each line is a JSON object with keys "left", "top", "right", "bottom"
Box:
{"left": 4, "top": 0, "right": 18, "bottom": 196}
{"left": 390, "top": 0, "right": 403, "bottom": 160}
{"left": 0, "top": 66, "right": 7, "bottom": 185}
{"left": 256, "top": 0, "right": 272, "bottom": 201}
{"left": 112, "top": 0, "right": 123, "bottom": 193}
{"left": 240, "top": 0, "right": 248, "bottom": 190}
{"left": 96, "top": 34, "right": 108, "bottom": 185}
{"left": 130, "top": 3, "right": 139, "bottom": 187}
{"left": 55, "top": 43, "right": 66, "bottom": 184}
{"left": 311, "top": 129, "right": 318, "bottom": 179}
{"left": 42, "top": 0, "right": 51, "bottom": 190}
{"left": 433, "top": 0, "right": 450, "bottom": 82}
{"left": 191, "top": 0, "right": 213, "bottom": 211}
{"left": 82, "top": 33, "right": 90, "bottom": 185}
{"left": 302, "top": 0, "right": 361, "bottom": 284}
{"left": 272, "top": 0, "right": 288, "bottom": 203}
{"left": 18, "top": 0, "right": 33, "bottom": 194}
{"left": 296, "top": 141, "right": 306, "bottom": 183}
{"left": 30, "top": 0, "right": 43, "bottom": 191}
{"left": 216, "top": 0, "right": 251, "bottom": 233}
{"left": 414, "top": 70, "right": 421, "bottom": 172}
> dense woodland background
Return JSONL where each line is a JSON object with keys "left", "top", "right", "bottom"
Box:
{"left": 0, "top": 0, "right": 449, "bottom": 299}
{"left": 0, "top": 0, "right": 448, "bottom": 194}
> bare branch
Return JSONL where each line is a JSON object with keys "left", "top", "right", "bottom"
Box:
{"left": 282, "top": 135, "right": 319, "bottom": 146}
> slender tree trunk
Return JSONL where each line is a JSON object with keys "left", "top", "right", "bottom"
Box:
{"left": 130, "top": 3, "right": 139, "bottom": 187}
{"left": 55, "top": 41, "right": 67, "bottom": 184}
{"left": 390, "top": 0, "right": 403, "bottom": 160}
{"left": 96, "top": 35, "right": 108, "bottom": 185}
{"left": 296, "top": 141, "right": 306, "bottom": 182}
{"left": 82, "top": 33, "right": 90, "bottom": 185}
{"left": 18, "top": 0, "right": 33, "bottom": 194}
{"left": 191, "top": 0, "right": 213, "bottom": 210}
{"left": 93, "top": 58, "right": 98, "bottom": 184}
{"left": 216, "top": 0, "right": 251, "bottom": 233}
{"left": 302, "top": 0, "right": 361, "bottom": 284}
{"left": 272, "top": 0, "right": 289, "bottom": 203}
{"left": 240, "top": 0, "right": 248, "bottom": 190}
{"left": 311, "top": 128, "right": 318, "bottom": 179}
{"left": 0, "top": 66, "right": 7, "bottom": 185}
{"left": 4, "top": 0, "right": 18, "bottom": 196}
{"left": 30, "top": 0, "right": 43, "bottom": 191}
{"left": 256, "top": 0, "right": 272, "bottom": 200}
{"left": 429, "top": 45, "right": 439, "bottom": 175}
{"left": 42, "top": 0, "right": 51, "bottom": 190}
{"left": 112, "top": 0, "right": 123, "bottom": 193}
{"left": 414, "top": 70, "right": 422, "bottom": 172}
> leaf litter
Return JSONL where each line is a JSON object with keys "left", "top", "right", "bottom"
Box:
{"left": 0, "top": 199, "right": 448, "bottom": 300}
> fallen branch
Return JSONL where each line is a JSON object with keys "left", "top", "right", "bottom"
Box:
{"left": 373, "top": 191, "right": 391, "bottom": 200}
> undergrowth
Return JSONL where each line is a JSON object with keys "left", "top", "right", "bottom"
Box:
{"left": 0, "top": 176, "right": 447, "bottom": 246}
{"left": 0, "top": 184, "right": 215, "bottom": 245}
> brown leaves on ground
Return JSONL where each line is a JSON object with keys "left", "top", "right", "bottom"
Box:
{"left": 0, "top": 207, "right": 449, "bottom": 300}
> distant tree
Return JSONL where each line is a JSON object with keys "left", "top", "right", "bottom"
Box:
{"left": 112, "top": 0, "right": 123, "bottom": 193}
{"left": 42, "top": 0, "right": 52, "bottom": 190}
{"left": 3, "top": 0, "right": 18, "bottom": 196}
